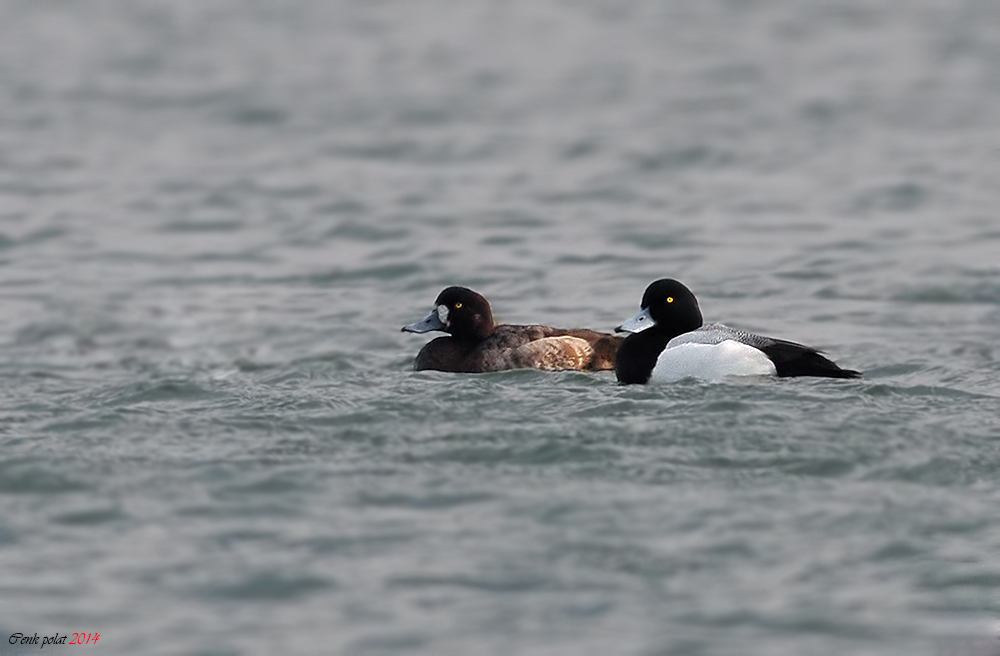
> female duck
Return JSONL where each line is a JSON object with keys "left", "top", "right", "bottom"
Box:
{"left": 614, "top": 279, "right": 860, "bottom": 384}
{"left": 403, "top": 286, "right": 621, "bottom": 373}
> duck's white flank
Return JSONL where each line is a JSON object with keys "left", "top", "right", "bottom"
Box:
{"left": 650, "top": 339, "right": 777, "bottom": 383}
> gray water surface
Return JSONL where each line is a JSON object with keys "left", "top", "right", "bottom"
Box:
{"left": 2, "top": 1, "right": 1000, "bottom": 655}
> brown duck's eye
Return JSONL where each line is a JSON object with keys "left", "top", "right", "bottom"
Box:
{"left": 454, "top": 302, "right": 463, "bottom": 309}
{"left": 666, "top": 297, "right": 674, "bottom": 303}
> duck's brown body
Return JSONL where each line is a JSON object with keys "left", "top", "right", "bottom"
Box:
{"left": 414, "top": 324, "right": 621, "bottom": 373}
{"left": 403, "top": 287, "right": 621, "bottom": 373}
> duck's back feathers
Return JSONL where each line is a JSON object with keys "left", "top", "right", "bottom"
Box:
{"left": 413, "top": 323, "right": 622, "bottom": 373}
{"left": 667, "top": 323, "right": 772, "bottom": 349}
{"left": 667, "top": 323, "right": 860, "bottom": 379}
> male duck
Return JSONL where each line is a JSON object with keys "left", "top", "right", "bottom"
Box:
{"left": 614, "top": 279, "right": 860, "bottom": 384}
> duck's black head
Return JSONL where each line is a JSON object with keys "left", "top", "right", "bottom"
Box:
{"left": 402, "top": 286, "right": 496, "bottom": 342}
{"left": 613, "top": 279, "right": 704, "bottom": 384}
{"left": 616, "top": 278, "right": 703, "bottom": 338}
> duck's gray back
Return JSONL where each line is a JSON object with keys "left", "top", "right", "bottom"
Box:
{"left": 666, "top": 323, "right": 775, "bottom": 350}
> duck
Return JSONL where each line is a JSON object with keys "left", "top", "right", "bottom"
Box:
{"left": 614, "top": 279, "right": 860, "bottom": 384}
{"left": 402, "top": 286, "right": 622, "bottom": 373}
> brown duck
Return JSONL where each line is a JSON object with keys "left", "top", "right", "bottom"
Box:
{"left": 402, "top": 286, "right": 621, "bottom": 373}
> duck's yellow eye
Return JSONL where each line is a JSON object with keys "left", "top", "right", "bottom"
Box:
{"left": 455, "top": 302, "right": 463, "bottom": 309}
{"left": 667, "top": 297, "right": 674, "bottom": 303}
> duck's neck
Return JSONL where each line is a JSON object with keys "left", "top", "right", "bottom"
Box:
{"left": 452, "top": 320, "right": 495, "bottom": 344}
{"left": 615, "top": 328, "right": 673, "bottom": 384}
{"left": 669, "top": 309, "right": 703, "bottom": 340}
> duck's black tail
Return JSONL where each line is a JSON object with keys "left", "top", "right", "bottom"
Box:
{"left": 762, "top": 340, "right": 861, "bottom": 379}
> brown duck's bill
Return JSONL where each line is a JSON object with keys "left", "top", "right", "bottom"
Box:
{"left": 402, "top": 309, "right": 447, "bottom": 333}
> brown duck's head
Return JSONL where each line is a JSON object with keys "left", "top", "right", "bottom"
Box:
{"left": 402, "top": 286, "right": 496, "bottom": 342}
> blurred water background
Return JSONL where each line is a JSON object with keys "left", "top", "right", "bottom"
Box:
{"left": 2, "top": 1, "right": 1000, "bottom": 654}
